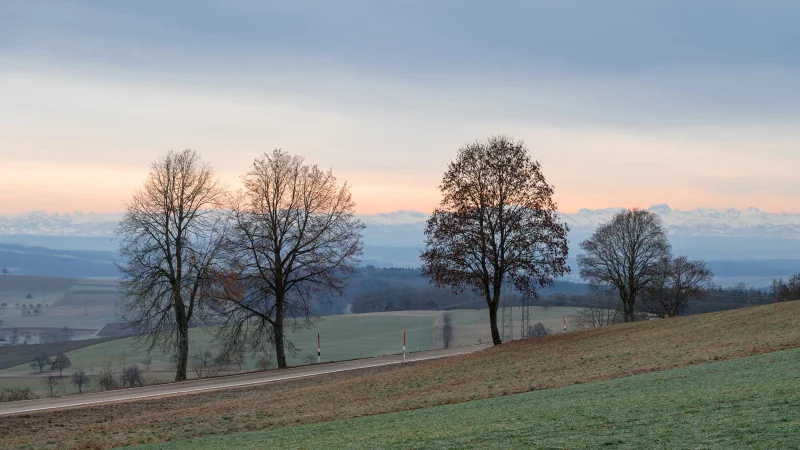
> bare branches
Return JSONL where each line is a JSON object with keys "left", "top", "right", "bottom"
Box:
{"left": 116, "top": 149, "right": 224, "bottom": 381}
{"left": 640, "top": 256, "right": 714, "bottom": 317}
{"left": 577, "top": 209, "right": 671, "bottom": 322}
{"left": 421, "top": 136, "right": 570, "bottom": 345}
{"left": 214, "top": 149, "right": 364, "bottom": 368}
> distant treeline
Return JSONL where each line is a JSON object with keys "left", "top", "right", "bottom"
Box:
{"left": 328, "top": 267, "right": 588, "bottom": 314}
{"left": 535, "top": 284, "right": 774, "bottom": 315}
{"left": 330, "top": 267, "right": 778, "bottom": 316}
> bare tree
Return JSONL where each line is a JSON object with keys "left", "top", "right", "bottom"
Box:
{"left": 213, "top": 149, "right": 364, "bottom": 368}
{"left": 94, "top": 361, "right": 119, "bottom": 391}
{"left": 572, "top": 294, "right": 622, "bottom": 328}
{"left": 117, "top": 149, "right": 225, "bottom": 381}
{"left": 577, "top": 209, "right": 671, "bottom": 322}
{"left": 122, "top": 365, "right": 144, "bottom": 387}
{"left": 256, "top": 349, "right": 275, "bottom": 371}
{"left": 420, "top": 136, "right": 570, "bottom": 345}
{"left": 71, "top": 370, "right": 90, "bottom": 393}
{"left": 50, "top": 353, "right": 72, "bottom": 376}
{"left": 640, "top": 256, "right": 714, "bottom": 317}
{"left": 190, "top": 348, "right": 222, "bottom": 378}
{"left": 772, "top": 273, "right": 800, "bottom": 302}
{"left": 43, "top": 372, "right": 61, "bottom": 398}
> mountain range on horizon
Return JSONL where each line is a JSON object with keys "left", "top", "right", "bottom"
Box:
{"left": 1, "top": 205, "right": 800, "bottom": 284}
{"left": 2, "top": 204, "right": 800, "bottom": 239}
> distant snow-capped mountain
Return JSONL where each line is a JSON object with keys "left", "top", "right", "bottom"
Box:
{"left": 2, "top": 206, "right": 800, "bottom": 239}
{"left": 561, "top": 204, "right": 800, "bottom": 238}
{"left": 0, "top": 211, "right": 123, "bottom": 236}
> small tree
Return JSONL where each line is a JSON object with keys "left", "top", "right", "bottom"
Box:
{"left": 94, "top": 361, "right": 119, "bottom": 391}
{"left": 772, "top": 273, "right": 800, "bottom": 302}
{"left": 122, "top": 365, "right": 144, "bottom": 387}
{"left": 577, "top": 209, "right": 671, "bottom": 322}
{"left": 190, "top": 348, "right": 219, "bottom": 378}
{"left": 71, "top": 370, "right": 90, "bottom": 393}
{"left": 421, "top": 136, "right": 570, "bottom": 344}
{"left": 51, "top": 353, "right": 72, "bottom": 376}
{"left": 640, "top": 256, "right": 714, "bottom": 317}
{"left": 573, "top": 295, "right": 622, "bottom": 329}
{"left": 43, "top": 373, "right": 61, "bottom": 398}
{"left": 527, "top": 322, "right": 551, "bottom": 338}
{"left": 1, "top": 267, "right": 8, "bottom": 275}
{"left": 441, "top": 312, "right": 453, "bottom": 348}
{"left": 30, "top": 352, "right": 50, "bottom": 373}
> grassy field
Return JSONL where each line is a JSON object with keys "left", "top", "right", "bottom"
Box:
{"left": 1, "top": 300, "right": 798, "bottom": 449}
{"left": 0, "top": 312, "right": 439, "bottom": 395}
{"left": 0, "top": 337, "right": 121, "bottom": 370}
{"left": 0, "top": 278, "right": 117, "bottom": 338}
{"left": 143, "top": 347, "right": 800, "bottom": 449}
{"left": 0, "top": 305, "right": 576, "bottom": 396}
{"left": 448, "top": 306, "right": 573, "bottom": 347}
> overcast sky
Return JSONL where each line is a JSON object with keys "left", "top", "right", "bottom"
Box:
{"left": 1, "top": 1, "right": 799, "bottom": 214}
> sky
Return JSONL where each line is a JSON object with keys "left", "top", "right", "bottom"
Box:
{"left": 1, "top": 1, "right": 799, "bottom": 214}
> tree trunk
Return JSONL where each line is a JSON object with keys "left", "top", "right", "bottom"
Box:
{"left": 488, "top": 301, "right": 502, "bottom": 345}
{"left": 624, "top": 300, "right": 636, "bottom": 322}
{"left": 175, "top": 323, "right": 189, "bottom": 381}
{"left": 174, "top": 290, "right": 189, "bottom": 381}
{"left": 275, "top": 299, "right": 287, "bottom": 369}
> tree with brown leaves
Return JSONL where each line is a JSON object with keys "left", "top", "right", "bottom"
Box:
{"left": 578, "top": 209, "right": 672, "bottom": 322}
{"left": 421, "top": 136, "right": 570, "bottom": 345}
{"left": 117, "top": 149, "right": 225, "bottom": 381}
{"left": 213, "top": 149, "right": 364, "bottom": 368}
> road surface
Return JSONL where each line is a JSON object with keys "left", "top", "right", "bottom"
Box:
{"left": 0, "top": 344, "right": 489, "bottom": 417}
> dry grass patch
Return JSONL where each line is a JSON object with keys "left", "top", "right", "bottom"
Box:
{"left": 2, "top": 301, "right": 799, "bottom": 450}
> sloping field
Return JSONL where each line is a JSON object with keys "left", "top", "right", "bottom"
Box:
{"left": 0, "top": 312, "right": 439, "bottom": 396}
{"left": 1, "top": 301, "right": 798, "bottom": 449}
{"left": 143, "top": 347, "right": 800, "bottom": 449}
{"left": 0, "top": 337, "right": 121, "bottom": 371}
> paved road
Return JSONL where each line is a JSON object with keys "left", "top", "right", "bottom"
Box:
{"left": 0, "top": 344, "right": 489, "bottom": 417}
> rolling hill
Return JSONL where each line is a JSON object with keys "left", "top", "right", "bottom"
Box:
{"left": 1, "top": 300, "right": 798, "bottom": 449}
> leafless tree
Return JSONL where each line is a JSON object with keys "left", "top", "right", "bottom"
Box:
{"left": 640, "top": 256, "right": 714, "bottom": 317}
{"left": 71, "top": 370, "right": 90, "bottom": 393}
{"left": 117, "top": 149, "right": 225, "bottom": 381}
{"left": 190, "top": 348, "right": 225, "bottom": 378}
{"left": 94, "top": 361, "right": 119, "bottom": 391}
{"left": 43, "top": 372, "right": 61, "bottom": 398}
{"left": 256, "top": 349, "right": 275, "bottom": 371}
{"left": 122, "top": 365, "right": 144, "bottom": 387}
{"left": 577, "top": 209, "right": 671, "bottom": 322}
{"left": 420, "top": 136, "right": 570, "bottom": 345}
{"left": 772, "top": 273, "right": 800, "bottom": 302}
{"left": 572, "top": 294, "right": 622, "bottom": 328}
{"left": 213, "top": 149, "right": 364, "bottom": 368}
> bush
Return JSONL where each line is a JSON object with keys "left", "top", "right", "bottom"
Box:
{"left": 527, "top": 322, "right": 551, "bottom": 338}
{"left": 0, "top": 387, "right": 35, "bottom": 402}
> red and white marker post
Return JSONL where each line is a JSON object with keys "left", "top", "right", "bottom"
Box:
{"left": 563, "top": 316, "right": 567, "bottom": 333}
{"left": 403, "top": 329, "right": 407, "bottom": 363}
{"left": 317, "top": 333, "right": 321, "bottom": 363}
